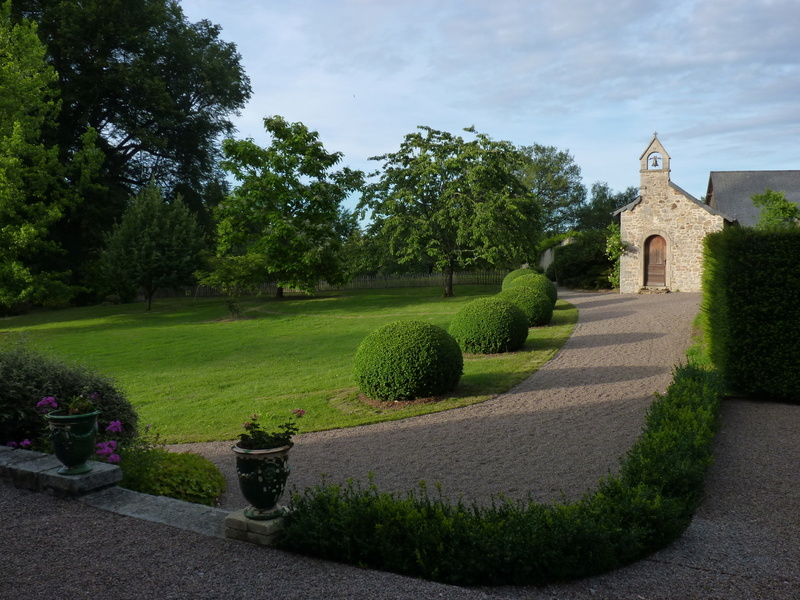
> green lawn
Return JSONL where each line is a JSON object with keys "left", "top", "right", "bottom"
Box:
{"left": 0, "top": 286, "right": 577, "bottom": 443}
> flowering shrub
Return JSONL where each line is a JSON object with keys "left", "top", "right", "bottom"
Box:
{"left": 34, "top": 395, "right": 122, "bottom": 463}
{"left": 38, "top": 390, "right": 101, "bottom": 415}
{"left": 36, "top": 396, "right": 58, "bottom": 412}
{"left": 5, "top": 439, "right": 31, "bottom": 449}
{"left": 0, "top": 342, "right": 138, "bottom": 447}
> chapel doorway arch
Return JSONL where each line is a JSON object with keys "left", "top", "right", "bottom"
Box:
{"left": 644, "top": 235, "right": 667, "bottom": 287}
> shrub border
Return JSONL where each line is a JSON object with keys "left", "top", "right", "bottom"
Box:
{"left": 277, "top": 363, "right": 723, "bottom": 586}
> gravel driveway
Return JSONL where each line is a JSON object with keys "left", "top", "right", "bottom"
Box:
{"left": 2, "top": 290, "right": 798, "bottom": 599}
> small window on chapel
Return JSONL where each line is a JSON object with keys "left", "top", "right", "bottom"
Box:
{"left": 647, "top": 152, "right": 662, "bottom": 170}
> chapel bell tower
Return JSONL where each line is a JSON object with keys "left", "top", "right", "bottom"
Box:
{"left": 639, "top": 132, "right": 671, "bottom": 196}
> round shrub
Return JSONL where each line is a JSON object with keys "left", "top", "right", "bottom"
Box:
{"left": 501, "top": 267, "right": 535, "bottom": 290}
{"left": 448, "top": 298, "right": 529, "bottom": 354}
{"left": 508, "top": 273, "right": 558, "bottom": 307}
{"left": 0, "top": 341, "right": 139, "bottom": 448}
{"left": 353, "top": 321, "right": 464, "bottom": 401}
{"left": 497, "top": 286, "right": 553, "bottom": 326}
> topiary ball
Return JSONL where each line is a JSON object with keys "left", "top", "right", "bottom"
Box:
{"left": 497, "top": 286, "right": 553, "bottom": 327}
{"left": 448, "top": 297, "right": 529, "bottom": 354}
{"left": 508, "top": 273, "right": 558, "bottom": 307}
{"left": 353, "top": 321, "right": 463, "bottom": 401}
{"left": 501, "top": 268, "right": 535, "bottom": 291}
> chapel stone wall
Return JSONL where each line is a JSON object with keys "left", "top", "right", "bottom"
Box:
{"left": 619, "top": 176, "right": 724, "bottom": 293}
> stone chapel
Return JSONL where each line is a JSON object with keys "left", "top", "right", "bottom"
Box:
{"left": 614, "top": 134, "right": 725, "bottom": 293}
{"left": 615, "top": 134, "right": 800, "bottom": 293}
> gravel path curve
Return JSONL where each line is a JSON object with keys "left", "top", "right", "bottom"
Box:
{"left": 3, "top": 290, "right": 798, "bottom": 599}
{"left": 180, "top": 290, "right": 701, "bottom": 510}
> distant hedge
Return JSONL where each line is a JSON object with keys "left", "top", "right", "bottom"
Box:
{"left": 703, "top": 227, "right": 800, "bottom": 402}
{"left": 278, "top": 363, "right": 723, "bottom": 585}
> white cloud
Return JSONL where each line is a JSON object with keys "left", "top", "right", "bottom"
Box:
{"left": 179, "top": 0, "right": 800, "bottom": 203}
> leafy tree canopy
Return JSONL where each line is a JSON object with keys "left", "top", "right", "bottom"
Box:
{"left": 215, "top": 116, "right": 364, "bottom": 298}
{"left": 576, "top": 182, "right": 638, "bottom": 231}
{"left": 517, "top": 144, "right": 586, "bottom": 235}
{"left": 752, "top": 188, "right": 800, "bottom": 230}
{"left": 359, "top": 126, "right": 542, "bottom": 297}
{"left": 10, "top": 0, "right": 251, "bottom": 290}
{"left": 11, "top": 0, "right": 250, "bottom": 194}
{"left": 0, "top": 2, "right": 101, "bottom": 311}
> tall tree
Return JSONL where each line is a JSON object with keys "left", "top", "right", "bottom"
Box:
{"left": 360, "top": 126, "right": 541, "bottom": 297}
{"left": 0, "top": 2, "right": 100, "bottom": 311}
{"left": 214, "top": 116, "right": 364, "bottom": 298}
{"left": 518, "top": 144, "right": 586, "bottom": 235}
{"left": 10, "top": 0, "right": 251, "bottom": 290}
{"left": 576, "top": 182, "right": 638, "bottom": 231}
{"left": 99, "top": 183, "right": 205, "bottom": 310}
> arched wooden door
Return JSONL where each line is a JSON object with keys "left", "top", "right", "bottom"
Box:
{"left": 644, "top": 235, "right": 666, "bottom": 287}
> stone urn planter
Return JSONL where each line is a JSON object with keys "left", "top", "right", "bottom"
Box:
{"left": 232, "top": 410, "right": 305, "bottom": 520}
{"left": 232, "top": 444, "right": 291, "bottom": 520}
{"left": 45, "top": 410, "right": 101, "bottom": 475}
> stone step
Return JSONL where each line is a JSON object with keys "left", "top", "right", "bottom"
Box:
{"left": 0, "top": 446, "right": 121, "bottom": 497}
{"left": 1, "top": 446, "right": 274, "bottom": 544}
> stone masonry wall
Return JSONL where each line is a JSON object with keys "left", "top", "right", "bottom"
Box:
{"left": 620, "top": 171, "right": 724, "bottom": 293}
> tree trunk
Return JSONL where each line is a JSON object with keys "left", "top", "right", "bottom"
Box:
{"left": 276, "top": 286, "right": 284, "bottom": 299}
{"left": 443, "top": 265, "right": 454, "bottom": 297}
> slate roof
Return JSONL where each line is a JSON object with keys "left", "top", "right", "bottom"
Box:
{"left": 706, "top": 171, "right": 800, "bottom": 227}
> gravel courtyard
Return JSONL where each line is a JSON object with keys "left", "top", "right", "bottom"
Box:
{"left": 2, "top": 290, "right": 797, "bottom": 599}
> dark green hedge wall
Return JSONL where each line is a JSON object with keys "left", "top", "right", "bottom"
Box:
{"left": 703, "top": 227, "right": 800, "bottom": 402}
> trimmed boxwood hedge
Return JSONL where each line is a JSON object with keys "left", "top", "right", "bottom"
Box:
{"left": 497, "top": 286, "right": 553, "bottom": 327}
{"left": 501, "top": 267, "right": 536, "bottom": 290}
{"left": 508, "top": 272, "right": 558, "bottom": 307}
{"left": 448, "top": 297, "right": 529, "bottom": 354}
{"left": 353, "top": 321, "right": 463, "bottom": 401}
{"left": 278, "top": 363, "right": 723, "bottom": 586}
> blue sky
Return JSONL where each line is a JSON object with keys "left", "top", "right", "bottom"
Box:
{"left": 180, "top": 0, "right": 800, "bottom": 208}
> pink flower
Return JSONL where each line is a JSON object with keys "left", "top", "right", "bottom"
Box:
{"left": 292, "top": 409, "right": 306, "bottom": 417}
{"left": 106, "top": 420, "right": 123, "bottom": 433}
{"left": 6, "top": 441, "right": 17, "bottom": 448}
{"left": 19, "top": 439, "right": 31, "bottom": 448}
{"left": 96, "top": 441, "right": 118, "bottom": 457}
{"left": 107, "top": 454, "right": 121, "bottom": 464}
{"left": 242, "top": 422, "right": 251, "bottom": 429}
{"left": 37, "top": 396, "right": 58, "bottom": 412}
